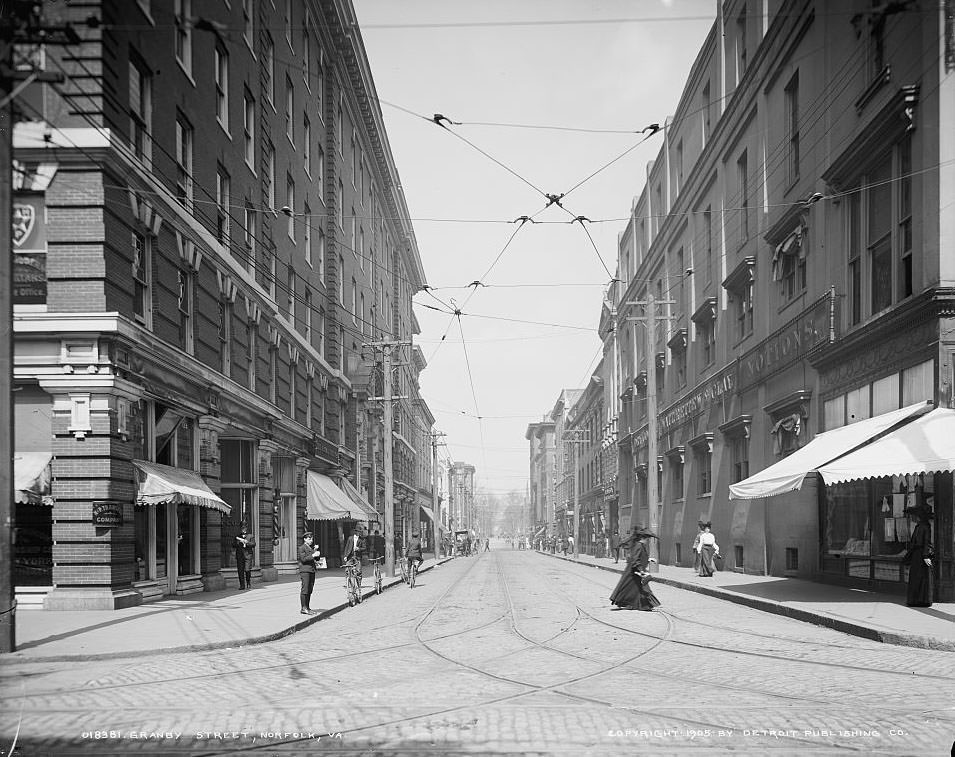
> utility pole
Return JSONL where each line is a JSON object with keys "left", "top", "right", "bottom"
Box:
{"left": 1, "top": 1, "right": 73, "bottom": 655}
{"left": 366, "top": 340, "right": 410, "bottom": 577}
{"left": 431, "top": 431, "right": 444, "bottom": 555}
{"left": 562, "top": 430, "right": 589, "bottom": 560}
{"left": 627, "top": 294, "right": 674, "bottom": 572}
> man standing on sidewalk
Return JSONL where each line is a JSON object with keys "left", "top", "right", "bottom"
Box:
{"left": 298, "top": 533, "right": 321, "bottom": 615}
{"left": 610, "top": 530, "right": 621, "bottom": 563}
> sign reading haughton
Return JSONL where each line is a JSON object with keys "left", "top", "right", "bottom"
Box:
{"left": 92, "top": 502, "right": 124, "bottom": 527}
{"left": 738, "top": 292, "right": 835, "bottom": 391}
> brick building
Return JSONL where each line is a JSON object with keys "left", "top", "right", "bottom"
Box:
{"left": 11, "top": 0, "right": 432, "bottom": 609}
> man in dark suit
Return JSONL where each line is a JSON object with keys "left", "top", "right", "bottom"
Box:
{"left": 298, "top": 532, "right": 321, "bottom": 615}
{"left": 610, "top": 530, "right": 622, "bottom": 563}
{"left": 342, "top": 528, "right": 362, "bottom": 565}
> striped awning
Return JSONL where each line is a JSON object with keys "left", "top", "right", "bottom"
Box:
{"left": 132, "top": 460, "right": 230, "bottom": 513}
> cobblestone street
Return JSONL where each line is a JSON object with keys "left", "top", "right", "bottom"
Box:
{"left": 2, "top": 551, "right": 955, "bottom": 756}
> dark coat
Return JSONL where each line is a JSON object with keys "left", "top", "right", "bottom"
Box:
{"left": 904, "top": 519, "right": 935, "bottom": 607}
{"left": 610, "top": 534, "right": 621, "bottom": 549}
{"left": 610, "top": 541, "right": 660, "bottom": 610}
{"left": 298, "top": 542, "right": 318, "bottom": 574}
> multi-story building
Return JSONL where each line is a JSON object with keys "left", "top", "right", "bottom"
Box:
{"left": 548, "top": 388, "right": 582, "bottom": 539}
{"left": 566, "top": 369, "right": 605, "bottom": 554}
{"left": 609, "top": 0, "right": 954, "bottom": 598}
{"left": 11, "top": 0, "right": 431, "bottom": 609}
{"left": 525, "top": 417, "right": 555, "bottom": 542}
{"left": 447, "top": 462, "right": 475, "bottom": 532}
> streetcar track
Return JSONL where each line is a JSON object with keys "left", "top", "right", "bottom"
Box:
{"left": 546, "top": 559, "right": 955, "bottom": 681}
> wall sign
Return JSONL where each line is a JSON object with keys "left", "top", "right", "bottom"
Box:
{"left": 92, "top": 502, "right": 124, "bottom": 527}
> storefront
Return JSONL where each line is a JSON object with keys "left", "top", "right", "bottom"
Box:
{"left": 305, "top": 471, "right": 376, "bottom": 567}
{"left": 14, "top": 452, "right": 53, "bottom": 589}
{"left": 731, "top": 402, "right": 954, "bottom": 602}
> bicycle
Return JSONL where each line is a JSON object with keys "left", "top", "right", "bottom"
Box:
{"left": 398, "top": 552, "right": 409, "bottom": 584}
{"left": 407, "top": 556, "right": 420, "bottom": 589}
{"left": 343, "top": 559, "right": 363, "bottom": 606}
{"left": 370, "top": 556, "right": 383, "bottom": 595}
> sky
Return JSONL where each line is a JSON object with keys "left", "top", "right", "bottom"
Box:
{"left": 352, "top": 0, "right": 717, "bottom": 496}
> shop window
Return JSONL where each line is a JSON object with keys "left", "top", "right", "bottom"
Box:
{"left": 734, "top": 545, "right": 744, "bottom": 569}
{"left": 786, "top": 547, "right": 799, "bottom": 571}
{"left": 901, "top": 359, "right": 933, "bottom": 405}
{"left": 220, "top": 439, "right": 258, "bottom": 569}
{"left": 765, "top": 390, "right": 811, "bottom": 457}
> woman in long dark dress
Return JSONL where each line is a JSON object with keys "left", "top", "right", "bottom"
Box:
{"left": 610, "top": 528, "right": 660, "bottom": 611}
{"left": 903, "top": 506, "right": 934, "bottom": 607}
{"left": 697, "top": 522, "right": 719, "bottom": 577}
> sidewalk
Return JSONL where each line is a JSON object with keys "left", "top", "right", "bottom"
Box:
{"left": 2, "top": 556, "right": 448, "bottom": 662}
{"left": 545, "top": 550, "right": 955, "bottom": 651}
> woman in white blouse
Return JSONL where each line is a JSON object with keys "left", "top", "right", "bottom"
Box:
{"left": 698, "top": 522, "right": 720, "bottom": 576}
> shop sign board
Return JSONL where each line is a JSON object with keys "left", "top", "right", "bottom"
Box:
{"left": 13, "top": 193, "right": 47, "bottom": 305}
{"left": 739, "top": 293, "right": 834, "bottom": 391}
{"left": 659, "top": 363, "right": 737, "bottom": 434}
{"left": 92, "top": 502, "right": 124, "bottom": 527}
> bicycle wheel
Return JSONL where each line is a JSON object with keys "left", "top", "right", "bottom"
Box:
{"left": 375, "top": 565, "right": 382, "bottom": 594}
{"left": 355, "top": 572, "right": 363, "bottom": 603}
{"left": 409, "top": 562, "right": 417, "bottom": 589}
{"left": 399, "top": 559, "right": 408, "bottom": 584}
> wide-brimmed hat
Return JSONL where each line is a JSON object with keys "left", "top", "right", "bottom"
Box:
{"left": 904, "top": 504, "right": 934, "bottom": 519}
{"left": 631, "top": 527, "right": 658, "bottom": 539}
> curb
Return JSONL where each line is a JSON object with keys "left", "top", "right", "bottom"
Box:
{"left": 544, "top": 552, "right": 955, "bottom": 653}
{"left": 3, "top": 559, "right": 452, "bottom": 663}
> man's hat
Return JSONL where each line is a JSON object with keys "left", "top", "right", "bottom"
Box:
{"left": 904, "top": 504, "right": 934, "bottom": 519}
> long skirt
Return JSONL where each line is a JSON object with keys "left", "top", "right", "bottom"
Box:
{"left": 906, "top": 554, "right": 934, "bottom": 607}
{"left": 699, "top": 545, "right": 717, "bottom": 576}
{"left": 610, "top": 570, "right": 660, "bottom": 611}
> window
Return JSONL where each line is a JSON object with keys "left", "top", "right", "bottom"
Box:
{"left": 132, "top": 231, "right": 151, "bottom": 326}
{"left": 737, "top": 150, "right": 749, "bottom": 245}
{"left": 264, "top": 35, "right": 274, "bottom": 106}
{"left": 285, "top": 77, "right": 294, "bottom": 144}
{"left": 302, "top": 15, "right": 311, "bottom": 86}
{"left": 264, "top": 142, "right": 275, "bottom": 210}
{"left": 243, "top": 92, "right": 254, "bottom": 168}
{"left": 242, "top": 0, "right": 254, "bottom": 50}
{"left": 668, "top": 452, "right": 684, "bottom": 500}
{"left": 351, "top": 278, "right": 357, "bottom": 324}
{"left": 350, "top": 208, "right": 356, "bottom": 254}
{"left": 692, "top": 297, "right": 717, "bottom": 368}
{"left": 214, "top": 46, "right": 229, "bottom": 130}
{"left": 287, "top": 267, "right": 295, "bottom": 321}
{"left": 337, "top": 180, "right": 344, "bottom": 229}
{"left": 286, "top": 176, "right": 295, "bottom": 240}
{"left": 318, "top": 308, "right": 326, "bottom": 357}
{"left": 284, "top": 0, "right": 293, "bottom": 48}
{"left": 318, "top": 228, "right": 326, "bottom": 284}
{"left": 736, "top": 11, "right": 747, "bottom": 84}
{"left": 359, "top": 292, "right": 365, "bottom": 335}
{"left": 723, "top": 257, "right": 755, "bottom": 342}
{"left": 216, "top": 167, "right": 230, "bottom": 247}
{"left": 667, "top": 328, "right": 687, "bottom": 388}
{"left": 303, "top": 288, "right": 312, "bottom": 342}
{"left": 220, "top": 440, "right": 257, "bottom": 569}
{"left": 702, "top": 207, "right": 713, "bottom": 283}
{"left": 289, "top": 359, "right": 297, "bottom": 419}
{"left": 696, "top": 445, "right": 711, "bottom": 496}
{"left": 338, "top": 255, "right": 344, "bottom": 304}
{"left": 303, "top": 116, "right": 310, "bottom": 173}
{"left": 358, "top": 227, "right": 364, "bottom": 270}
{"left": 734, "top": 545, "right": 744, "bottom": 569}
{"left": 846, "top": 134, "right": 914, "bottom": 324}
{"left": 174, "top": 0, "right": 192, "bottom": 74}
{"left": 304, "top": 202, "right": 312, "bottom": 266}
{"left": 177, "top": 268, "right": 193, "bottom": 353}
{"left": 129, "top": 55, "right": 152, "bottom": 164}
{"left": 269, "top": 342, "right": 278, "bottom": 404}
{"left": 730, "top": 435, "right": 749, "bottom": 483}
{"left": 785, "top": 547, "right": 798, "bottom": 571}
{"left": 243, "top": 205, "right": 255, "bottom": 272}
{"left": 768, "top": 392, "right": 811, "bottom": 456}
{"left": 317, "top": 146, "right": 325, "bottom": 199}
{"left": 338, "top": 94, "right": 344, "bottom": 156}
{"left": 175, "top": 115, "right": 193, "bottom": 210}
{"left": 218, "top": 298, "right": 232, "bottom": 376}
{"left": 247, "top": 320, "right": 257, "bottom": 390}
{"left": 785, "top": 71, "right": 800, "bottom": 185}
{"left": 701, "top": 81, "right": 711, "bottom": 145}
{"left": 305, "top": 376, "right": 313, "bottom": 429}
{"left": 674, "top": 140, "right": 683, "bottom": 196}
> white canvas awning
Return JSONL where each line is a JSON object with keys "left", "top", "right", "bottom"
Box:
{"left": 339, "top": 476, "right": 378, "bottom": 520}
{"left": 305, "top": 471, "right": 372, "bottom": 521}
{"left": 132, "top": 460, "right": 230, "bottom": 513}
{"left": 729, "top": 401, "right": 932, "bottom": 500}
{"left": 817, "top": 408, "right": 955, "bottom": 484}
{"left": 15, "top": 452, "right": 52, "bottom": 505}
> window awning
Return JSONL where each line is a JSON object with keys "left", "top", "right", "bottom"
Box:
{"left": 306, "top": 471, "right": 371, "bottom": 521}
{"left": 339, "top": 476, "right": 378, "bottom": 520}
{"left": 132, "top": 460, "right": 230, "bottom": 513}
{"left": 15, "top": 453, "right": 52, "bottom": 505}
{"left": 728, "top": 402, "right": 932, "bottom": 500}
{"left": 419, "top": 504, "right": 436, "bottom": 523}
{"left": 817, "top": 408, "right": 955, "bottom": 485}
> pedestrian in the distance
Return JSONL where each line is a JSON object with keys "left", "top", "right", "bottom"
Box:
{"left": 902, "top": 505, "right": 935, "bottom": 607}
{"left": 234, "top": 524, "right": 253, "bottom": 590}
{"left": 610, "top": 527, "right": 660, "bottom": 611}
{"left": 697, "top": 522, "right": 719, "bottom": 577}
{"left": 567, "top": 534, "right": 575, "bottom": 555}
{"left": 484, "top": 537, "right": 490, "bottom": 552}
{"left": 610, "top": 529, "right": 621, "bottom": 563}
{"left": 692, "top": 520, "right": 705, "bottom": 573}
{"left": 297, "top": 532, "right": 321, "bottom": 615}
